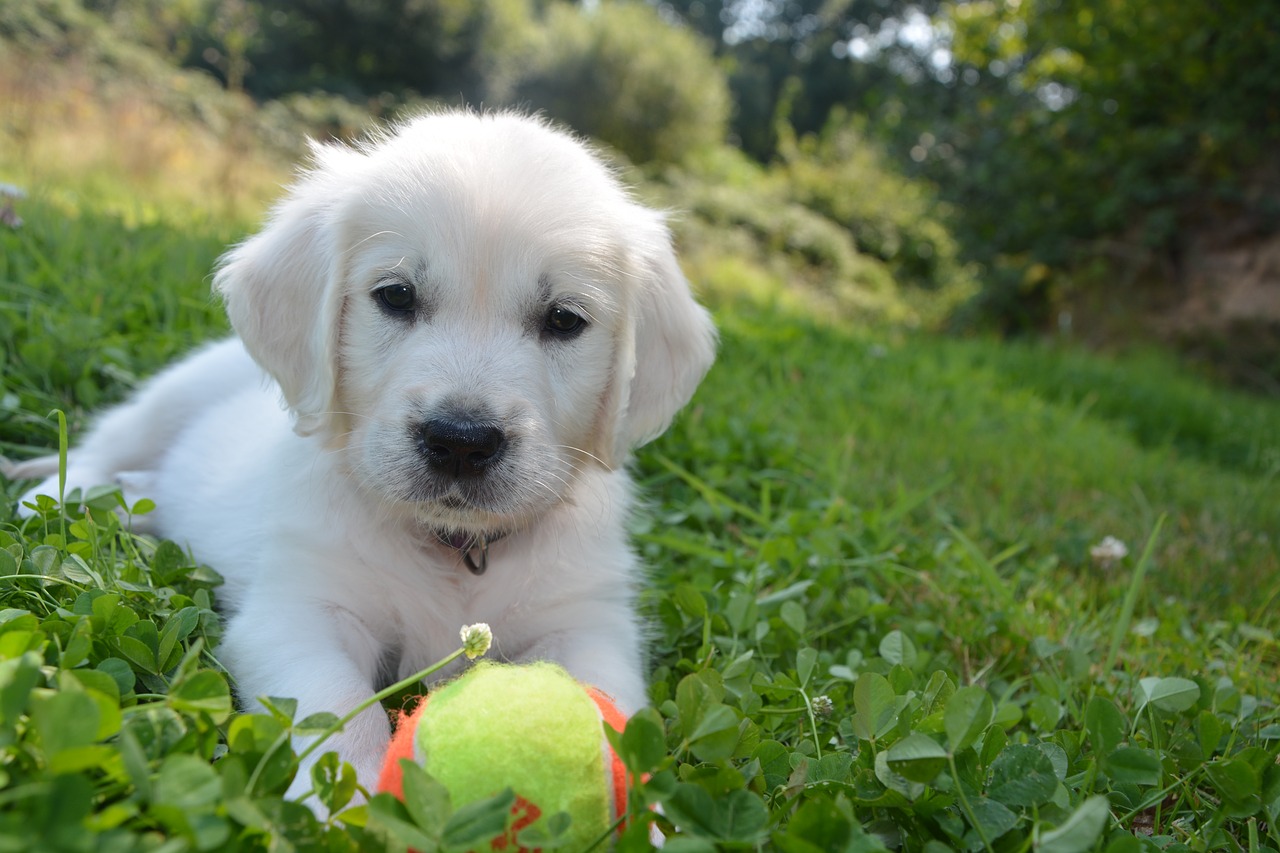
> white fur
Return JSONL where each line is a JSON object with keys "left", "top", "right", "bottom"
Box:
{"left": 8, "top": 112, "right": 716, "bottom": 803}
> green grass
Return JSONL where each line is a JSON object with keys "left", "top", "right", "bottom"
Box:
{"left": 1, "top": 180, "right": 1279, "bottom": 851}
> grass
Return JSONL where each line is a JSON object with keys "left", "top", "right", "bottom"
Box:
{"left": 1, "top": 94, "right": 1279, "bottom": 853}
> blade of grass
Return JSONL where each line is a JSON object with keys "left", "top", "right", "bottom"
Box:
{"left": 652, "top": 453, "right": 768, "bottom": 526}
{"left": 1100, "top": 515, "right": 1166, "bottom": 680}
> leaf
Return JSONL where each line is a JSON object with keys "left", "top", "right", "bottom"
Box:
{"left": 675, "top": 670, "right": 725, "bottom": 741}
{"left": 258, "top": 696, "right": 298, "bottom": 725}
{"left": 153, "top": 754, "right": 222, "bottom": 811}
{"left": 751, "top": 740, "right": 792, "bottom": 791}
{"left": 662, "top": 784, "right": 767, "bottom": 843}
{"left": 713, "top": 789, "right": 769, "bottom": 844}
{"left": 118, "top": 727, "right": 152, "bottom": 802}
{"left": 156, "top": 606, "right": 200, "bottom": 672}
{"left": 1137, "top": 677, "right": 1200, "bottom": 714}
{"left": 662, "top": 783, "right": 719, "bottom": 837}
{"left": 441, "top": 788, "right": 515, "bottom": 850}
{"left": 774, "top": 796, "right": 857, "bottom": 853}
{"left": 1083, "top": 697, "right": 1126, "bottom": 755}
{"left": 886, "top": 733, "right": 948, "bottom": 784}
{"left": 30, "top": 689, "right": 100, "bottom": 757}
{"left": 227, "top": 713, "right": 287, "bottom": 755}
{"left": 514, "top": 811, "right": 572, "bottom": 850}
{"left": 1203, "top": 758, "right": 1260, "bottom": 803}
{"left": 398, "top": 759, "right": 450, "bottom": 830}
{"left": 796, "top": 646, "right": 818, "bottom": 688}
{"left": 945, "top": 686, "right": 994, "bottom": 753}
{"left": 687, "top": 704, "right": 740, "bottom": 762}
{"left": 922, "top": 670, "right": 956, "bottom": 715}
{"left": 851, "top": 673, "right": 897, "bottom": 741}
{"left": 1036, "top": 795, "right": 1110, "bottom": 853}
{"left": 780, "top": 600, "right": 807, "bottom": 635}
{"left": 790, "top": 756, "right": 846, "bottom": 796}
{"left": 168, "top": 670, "right": 232, "bottom": 722}
{"left": 0, "top": 651, "right": 42, "bottom": 723}
{"left": 1196, "top": 710, "right": 1223, "bottom": 756}
{"left": 114, "top": 635, "right": 157, "bottom": 674}
{"left": 60, "top": 554, "right": 98, "bottom": 585}
{"left": 150, "top": 540, "right": 191, "bottom": 584}
{"left": 987, "top": 744, "right": 1058, "bottom": 808}
{"left": 85, "top": 687, "right": 123, "bottom": 741}
{"left": 1040, "top": 742, "right": 1069, "bottom": 780}
{"left": 874, "top": 749, "right": 925, "bottom": 801}
{"left": 613, "top": 707, "right": 667, "bottom": 775}
{"left": 967, "top": 797, "right": 1020, "bottom": 844}
{"left": 1027, "top": 694, "right": 1062, "bottom": 731}
{"left": 1103, "top": 747, "right": 1161, "bottom": 786}
{"left": 365, "top": 793, "right": 435, "bottom": 851}
{"left": 879, "top": 630, "right": 918, "bottom": 668}
{"left": 294, "top": 712, "right": 343, "bottom": 736}
{"left": 97, "top": 658, "right": 136, "bottom": 696}
{"left": 673, "top": 583, "right": 708, "bottom": 618}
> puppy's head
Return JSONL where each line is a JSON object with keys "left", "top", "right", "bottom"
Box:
{"left": 214, "top": 111, "right": 715, "bottom": 534}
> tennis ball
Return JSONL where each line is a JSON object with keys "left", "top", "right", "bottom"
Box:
{"left": 377, "top": 661, "right": 628, "bottom": 850}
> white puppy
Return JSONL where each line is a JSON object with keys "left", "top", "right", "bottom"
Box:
{"left": 9, "top": 111, "right": 716, "bottom": 800}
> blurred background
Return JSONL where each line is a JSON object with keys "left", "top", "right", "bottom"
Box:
{"left": 2, "top": 0, "right": 1277, "bottom": 391}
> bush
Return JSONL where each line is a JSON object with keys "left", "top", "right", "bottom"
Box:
{"left": 510, "top": 2, "right": 730, "bottom": 165}
{"left": 779, "top": 111, "right": 974, "bottom": 296}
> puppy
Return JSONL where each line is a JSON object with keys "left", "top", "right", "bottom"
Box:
{"left": 9, "top": 111, "right": 716, "bottom": 801}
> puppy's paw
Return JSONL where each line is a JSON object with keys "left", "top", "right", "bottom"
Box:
{"left": 14, "top": 473, "right": 67, "bottom": 519}
{"left": 11, "top": 463, "right": 154, "bottom": 526}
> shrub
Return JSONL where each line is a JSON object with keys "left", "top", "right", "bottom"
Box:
{"left": 509, "top": 2, "right": 730, "bottom": 165}
{"left": 779, "top": 110, "right": 975, "bottom": 296}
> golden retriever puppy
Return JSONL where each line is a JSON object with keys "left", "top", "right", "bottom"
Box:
{"left": 10, "top": 111, "right": 716, "bottom": 802}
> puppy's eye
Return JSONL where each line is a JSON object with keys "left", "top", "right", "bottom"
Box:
{"left": 544, "top": 304, "right": 587, "bottom": 338}
{"left": 375, "top": 282, "right": 416, "bottom": 314}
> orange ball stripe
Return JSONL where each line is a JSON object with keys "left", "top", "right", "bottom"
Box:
{"left": 584, "top": 687, "right": 630, "bottom": 823}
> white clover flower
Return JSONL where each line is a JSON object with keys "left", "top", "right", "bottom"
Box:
{"left": 460, "top": 623, "right": 493, "bottom": 659}
{"left": 1090, "top": 536, "right": 1129, "bottom": 568}
{"left": 0, "top": 183, "right": 23, "bottom": 230}
{"left": 811, "top": 694, "right": 834, "bottom": 719}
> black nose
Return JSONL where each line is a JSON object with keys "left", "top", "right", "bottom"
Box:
{"left": 418, "top": 418, "right": 506, "bottom": 477}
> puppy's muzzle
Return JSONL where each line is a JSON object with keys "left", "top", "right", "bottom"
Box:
{"left": 417, "top": 417, "right": 507, "bottom": 478}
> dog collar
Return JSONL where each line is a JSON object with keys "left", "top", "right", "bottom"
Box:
{"left": 435, "top": 530, "right": 506, "bottom": 575}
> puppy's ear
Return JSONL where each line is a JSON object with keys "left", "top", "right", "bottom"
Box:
{"left": 213, "top": 148, "right": 354, "bottom": 437}
{"left": 604, "top": 218, "right": 717, "bottom": 464}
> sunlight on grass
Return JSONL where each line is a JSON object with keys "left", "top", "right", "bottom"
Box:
{"left": 0, "top": 53, "right": 286, "bottom": 224}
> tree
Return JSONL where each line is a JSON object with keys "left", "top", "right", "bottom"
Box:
{"left": 923, "top": 0, "right": 1280, "bottom": 326}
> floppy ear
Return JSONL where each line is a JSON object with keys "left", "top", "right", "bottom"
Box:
{"left": 602, "top": 217, "right": 717, "bottom": 465}
{"left": 213, "top": 153, "right": 351, "bottom": 437}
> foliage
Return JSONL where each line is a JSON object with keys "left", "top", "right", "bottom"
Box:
{"left": 511, "top": 1, "right": 730, "bottom": 164}
{"left": 775, "top": 110, "right": 972, "bottom": 295}
{"left": 927, "top": 0, "right": 1280, "bottom": 326}
{"left": 650, "top": 132, "right": 976, "bottom": 326}
{"left": 2, "top": 167, "right": 1279, "bottom": 850}
{"left": 10, "top": 0, "right": 1280, "bottom": 366}
{"left": 659, "top": 0, "right": 949, "bottom": 161}
{"left": 659, "top": 0, "right": 1280, "bottom": 374}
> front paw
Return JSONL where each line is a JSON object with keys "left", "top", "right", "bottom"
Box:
{"left": 15, "top": 469, "right": 156, "bottom": 527}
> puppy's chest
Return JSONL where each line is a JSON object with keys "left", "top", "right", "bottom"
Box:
{"left": 378, "top": 545, "right": 538, "bottom": 658}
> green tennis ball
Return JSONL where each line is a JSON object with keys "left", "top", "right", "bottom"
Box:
{"left": 378, "top": 661, "right": 628, "bottom": 851}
